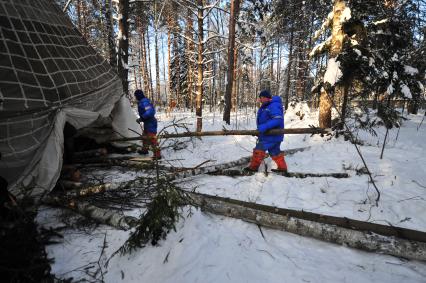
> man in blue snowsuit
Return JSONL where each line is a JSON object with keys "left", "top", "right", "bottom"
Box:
{"left": 246, "top": 90, "right": 288, "bottom": 172}
{"left": 134, "top": 89, "right": 161, "bottom": 159}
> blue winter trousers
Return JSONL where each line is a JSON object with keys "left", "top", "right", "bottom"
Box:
{"left": 254, "top": 141, "right": 281, "bottom": 156}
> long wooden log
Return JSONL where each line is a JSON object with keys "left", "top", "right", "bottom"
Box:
{"left": 108, "top": 128, "right": 330, "bottom": 142}
{"left": 209, "top": 169, "right": 350, "bottom": 179}
{"left": 187, "top": 192, "right": 426, "bottom": 261}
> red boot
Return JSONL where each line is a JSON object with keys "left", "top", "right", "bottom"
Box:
{"left": 271, "top": 154, "right": 288, "bottom": 172}
{"left": 148, "top": 133, "right": 161, "bottom": 160}
{"left": 245, "top": 149, "right": 266, "bottom": 171}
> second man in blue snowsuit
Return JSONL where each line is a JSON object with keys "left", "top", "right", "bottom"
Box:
{"left": 134, "top": 89, "right": 161, "bottom": 159}
{"left": 246, "top": 90, "right": 288, "bottom": 172}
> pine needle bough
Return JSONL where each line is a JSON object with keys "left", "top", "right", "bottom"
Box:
{"left": 117, "top": 178, "right": 190, "bottom": 255}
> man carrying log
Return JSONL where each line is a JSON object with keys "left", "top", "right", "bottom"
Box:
{"left": 134, "top": 90, "right": 161, "bottom": 159}
{"left": 245, "top": 90, "right": 288, "bottom": 173}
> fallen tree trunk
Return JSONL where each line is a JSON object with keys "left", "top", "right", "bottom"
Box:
{"left": 186, "top": 192, "right": 426, "bottom": 261}
{"left": 47, "top": 147, "right": 310, "bottom": 230}
{"left": 168, "top": 147, "right": 310, "bottom": 182}
{"left": 108, "top": 128, "right": 330, "bottom": 142}
{"left": 210, "top": 169, "right": 349, "bottom": 178}
{"left": 43, "top": 196, "right": 138, "bottom": 230}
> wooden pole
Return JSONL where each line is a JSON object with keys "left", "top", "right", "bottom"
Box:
{"left": 108, "top": 128, "right": 331, "bottom": 142}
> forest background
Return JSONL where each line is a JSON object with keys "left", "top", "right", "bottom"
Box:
{"left": 57, "top": 0, "right": 426, "bottom": 132}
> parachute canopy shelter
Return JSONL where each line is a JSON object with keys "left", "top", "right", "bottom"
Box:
{"left": 0, "top": 0, "right": 127, "bottom": 197}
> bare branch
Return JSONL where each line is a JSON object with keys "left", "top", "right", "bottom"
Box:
{"left": 63, "top": 0, "right": 73, "bottom": 12}
{"left": 203, "top": 0, "right": 221, "bottom": 20}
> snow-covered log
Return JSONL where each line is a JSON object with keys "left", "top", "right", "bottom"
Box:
{"left": 43, "top": 196, "right": 138, "bottom": 230}
{"left": 187, "top": 192, "right": 426, "bottom": 261}
{"left": 168, "top": 147, "right": 310, "bottom": 182}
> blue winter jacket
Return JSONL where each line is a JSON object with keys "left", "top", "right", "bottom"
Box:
{"left": 257, "top": 96, "right": 284, "bottom": 144}
{"left": 137, "top": 98, "right": 158, "bottom": 133}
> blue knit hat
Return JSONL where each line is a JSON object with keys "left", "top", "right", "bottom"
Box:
{"left": 134, "top": 89, "right": 145, "bottom": 100}
{"left": 258, "top": 89, "right": 272, "bottom": 98}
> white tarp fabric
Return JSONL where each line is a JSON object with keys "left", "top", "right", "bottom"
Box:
{"left": 111, "top": 96, "right": 143, "bottom": 141}
{"left": 0, "top": 0, "right": 127, "bottom": 197}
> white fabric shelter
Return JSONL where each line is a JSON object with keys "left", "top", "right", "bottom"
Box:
{"left": 0, "top": 0, "right": 140, "bottom": 197}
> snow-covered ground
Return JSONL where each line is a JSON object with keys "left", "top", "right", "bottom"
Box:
{"left": 37, "top": 104, "right": 426, "bottom": 282}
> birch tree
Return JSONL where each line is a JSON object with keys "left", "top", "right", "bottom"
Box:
{"left": 309, "top": 0, "right": 350, "bottom": 128}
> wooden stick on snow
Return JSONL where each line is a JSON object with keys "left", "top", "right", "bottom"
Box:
{"left": 108, "top": 128, "right": 331, "bottom": 143}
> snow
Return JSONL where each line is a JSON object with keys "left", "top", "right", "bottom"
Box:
{"left": 419, "top": 81, "right": 425, "bottom": 92}
{"left": 39, "top": 207, "right": 426, "bottom": 283}
{"left": 387, "top": 83, "right": 394, "bottom": 94}
{"left": 309, "top": 36, "right": 331, "bottom": 57}
{"left": 373, "top": 19, "right": 389, "bottom": 25}
{"left": 401, "top": 84, "right": 412, "bottom": 98}
{"left": 393, "top": 71, "right": 399, "bottom": 80}
{"left": 313, "top": 11, "right": 333, "bottom": 40}
{"left": 340, "top": 7, "right": 351, "bottom": 23}
{"left": 382, "top": 71, "right": 389, "bottom": 79}
{"left": 323, "top": 57, "right": 342, "bottom": 86}
{"left": 404, "top": 65, "right": 419, "bottom": 76}
{"left": 392, "top": 53, "right": 399, "bottom": 61}
{"left": 37, "top": 105, "right": 426, "bottom": 282}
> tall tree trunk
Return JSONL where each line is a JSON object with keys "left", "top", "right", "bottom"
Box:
{"left": 223, "top": 0, "right": 240, "bottom": 124}
{"left": 105, "top": 0, "right": 116, "bottom": 70}
{"left": 155, "top": 30, "right": 160, "bottom": 105}
{"left": 270, "top": 44, "right": 274, "bottom": 92}
{"left": 284, "top": 24, "right": 294, "bottom": 110}
{"left": 232, "top": 45, "right": 238, "bottom": 112}
{"left": 81, "top": 0, "right": 89, "bottom": 39}
{"left": 153, "top": 1, "right": 161, "bottom": 105}
{"left": 77, "top": 0, "right": 82, "bottom": 33}
{"left": 276, "top": 39, "right": 281, "bottom": 96}
{"left": 167, "top": 21, "right": 172, "bottom": 107}
{"left": 140, "top": 25, "right": 150, "bottom": 97}
{"left": 295, "top": 34, "right": 308, "bottom": 100}
{"left": 117, "top": 0, "right": 129, "bottom": 95}
{"left": 186, "top": 8, "right": 194, "bottom": 111}
{"left": 340, "top": 83, "right": 350, "bottom": 128}
{"left": 133, "top": 68, "right": 138, "bottom": 89}
{"left": 172, "top": 20, "right": 181, "bottom": 108}
{"left": 196, "top": 0, "right": 205, "bottom": 132}
{"left": 162, "top": 33, "right": 167, "bottom": 104}
{"left": 319, "top": 0, "right": 346, "bottom": 128}
{"left": 146, "top": 27, "right": 154, "bottom": 101}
